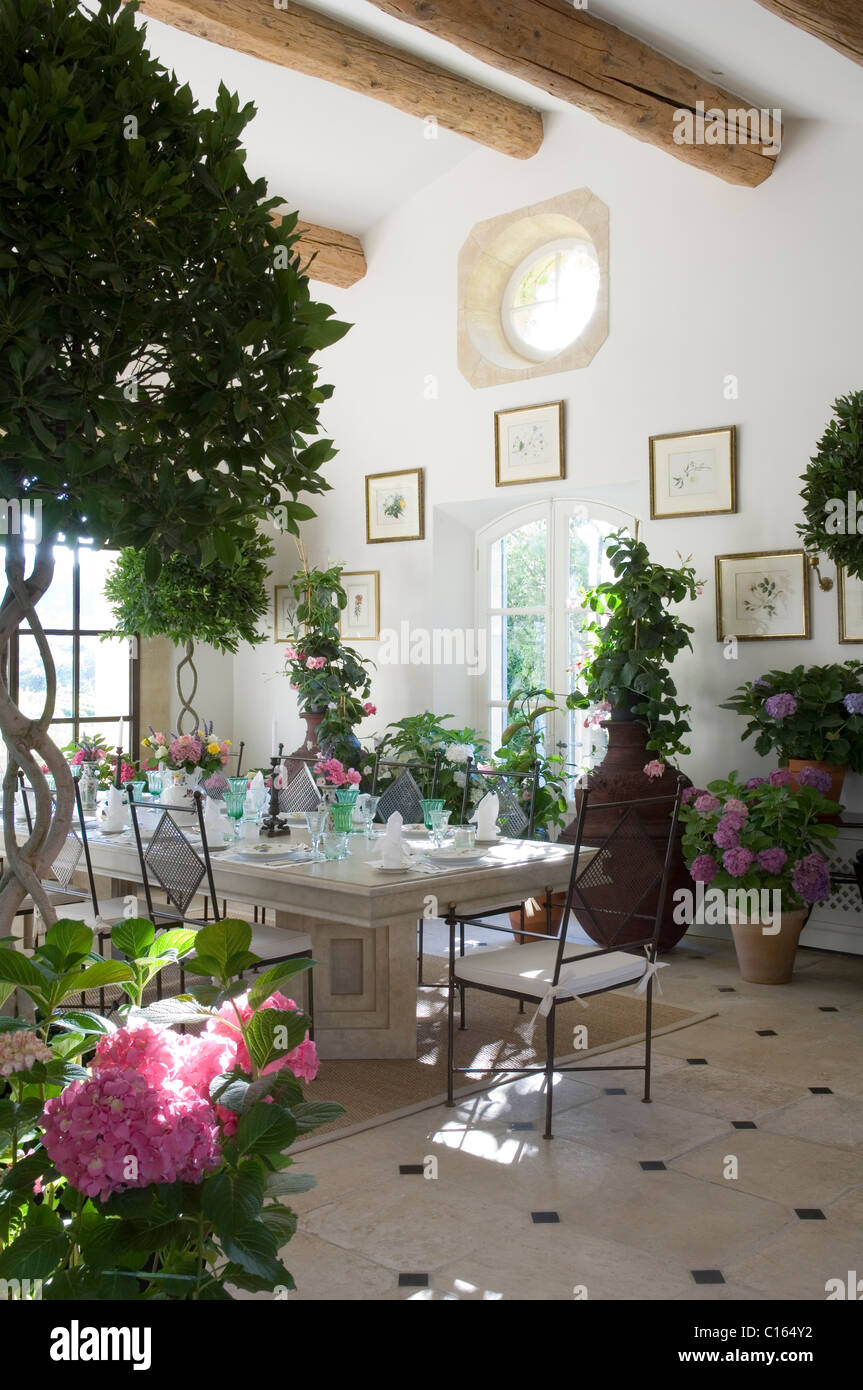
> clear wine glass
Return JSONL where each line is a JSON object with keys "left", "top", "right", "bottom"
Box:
{"left": 305, "top": 809, "right": 328, "bottom": 860}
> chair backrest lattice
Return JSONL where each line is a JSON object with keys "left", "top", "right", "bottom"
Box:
{"left": 458, "top": 758, "right": 539, "bottom": 837}
{"left": 278, "top": 764, "right": 323, "bottom": 815}
{"left": 129, "top": 794, "right": 217, "bottom": 926}
{"left": 375, "top": 768, "right": 425, "bottom": 825}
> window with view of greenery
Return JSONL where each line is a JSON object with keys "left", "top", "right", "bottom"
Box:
{"left": 1, "top": 538, "right": 136, "bottom": 771}
{"left": 481, "top": 501, "right": 626, "bottom": 783}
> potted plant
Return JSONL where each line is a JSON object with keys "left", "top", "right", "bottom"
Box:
{"left": 282, "top": 555, "right": 375, "bottom": 769}
{"left": 0, "top": 916, "right": 342, "bottom": 1298}
{"left": 105, "top": 530, "right": 274, "bottom": 732}
{"left": 373, "top": 712, "right": 489, "bottom": 815}
{"left": 798, "top": 389, "right": 863, "bottom": 578}
{"left": 719, "top": 661, "right": 863, "bottom": 803}
{"left": 0, "top": 0, "right": 348, "bottom": 933}
{"left": 564, "top": 531, "right": 701, "bottom": 950}
{"left": 61, "top": 735, "right": 136, "bottom": 810}
{"left": 679, "top": 769, "right": 838, "bottom": 983}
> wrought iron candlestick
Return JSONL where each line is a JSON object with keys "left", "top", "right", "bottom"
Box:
{"left": 261, "top": 753, "right": 290, "bottom": 838}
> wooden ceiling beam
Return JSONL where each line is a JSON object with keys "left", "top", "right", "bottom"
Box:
{"left": 290, "top": 218, "right": 367, "bottom": 289}
{"left": 752, "top": 1, "right": 863, "bottom": 67}
{"left": 365, "top": 0, "right": 780, "bottom": 186}
{"left": 135, "top": 0, "right": 544, "bottom": 159}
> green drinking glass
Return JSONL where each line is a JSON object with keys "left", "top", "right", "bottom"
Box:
{"left": 330, "top": 803, "right": 354, "bottom": 832}
{"left": 227, "top": 777, "right": 247, "bottom": 796}
{"left": 224, "top": 790, "right": 246, "bottom": 839}
{"left": 420, "top": 798, "right": 445, "bottom": 829}
{"left": 334, "top": 788, "right": 359, "bottom": 804}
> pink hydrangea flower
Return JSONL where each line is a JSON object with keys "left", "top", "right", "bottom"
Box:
{"left": 769, "top": 768, "right": 793, "bottom": 787}
{"left": 643, "top": 760, "right": 665, "bottom": 780}
{"left": 206, "top": 991, "right": 318, "bottom": 1084}
{"left": 722, "top": 847, "right": 756, "bottom": 877}
{"left": 723, "top": 798, "right": 748, "bottom": 818}
{"left": 694, "top": 794, "right": 721, "bottom": 813}
{"left": 690, "top": 854, "right": 718, "bottom": 883}
{"left": 170, "top": 735, "right": 202, "bottom": 765}
{"left": 0, "top": 1030, "right": 53, "bottom": 1076}
{"left": 346, "top": 768, "right": 361, "bottom": 785}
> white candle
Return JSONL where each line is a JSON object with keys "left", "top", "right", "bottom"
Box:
{"left": 117, "top": 717, "right": 125, "bottom": 750}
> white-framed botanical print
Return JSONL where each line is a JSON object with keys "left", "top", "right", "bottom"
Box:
{"left": 838, "top": 567, "right": 863, "bottom": 643}
{"left": 715, "top": 549, "right": 810, "bottom": 642}
{"left": 340, "top": 571, "right": 380, "bottom": 641}
{"left": 365, "top": 468, "right": 424, "bottom": 543}
{"left": 273, "top": 585, "right": 295, "bottom": 643}
{"left": 494, "top": 401, "right": 564, "bottom": 487}
{"left": 649, "top": 426, "right": 736, "bottom": 519}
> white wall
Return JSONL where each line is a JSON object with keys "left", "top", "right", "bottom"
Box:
{"left": 232, "top": 105, "right": 863, "bottom": 793}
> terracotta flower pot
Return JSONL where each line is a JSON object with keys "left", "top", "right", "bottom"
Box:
{"left": 510, "top": 891, "right": 568, "bottom": 944}
{"left": 786, "top": 759, "right": 846, "bottom": 805}
{"left": 728, "top": 907, "right": 808, "bottom": 985}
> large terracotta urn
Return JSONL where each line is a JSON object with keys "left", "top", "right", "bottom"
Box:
{"left": 282, "top": 710, "right": 326, "bottom": 781}
{"left": 560, "top": 717, "right": 692, "bottom": 952}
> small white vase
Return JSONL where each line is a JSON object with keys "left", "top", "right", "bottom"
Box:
{"left": 159, "top": 768, "right": 202, "bottom": 806}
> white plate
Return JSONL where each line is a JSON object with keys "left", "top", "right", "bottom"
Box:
{"left": 428, "top": 848, "right": 489, "bottom": 865}
{"left": 96, "top": 826, "right": 127, "bottom": 836}
{"left": 234, "top": 845, "right": 305, "bottom": 864}
{"left": 370, "top": 862, "right": 415, "bottom": 873}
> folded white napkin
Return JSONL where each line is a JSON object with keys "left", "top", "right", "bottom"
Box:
{"left": 100, "top": 785, "right": 128, "bottom": 833}
{"left": 249, "top": 770, "right": 268, "bottom": 813}
{"left": 371, "top": 811, "right": 405, "bottom": 868}
{"left": 469, "top": 791, "right": 500, "bottom": 841}
{"left": 203, "top": 792, "right": 226, "bottom": 841}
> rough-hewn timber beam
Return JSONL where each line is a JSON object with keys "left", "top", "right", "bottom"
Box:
{"left": 753, "top": 1, "right": 863, "bottom": 67}
{"left": 135, "top": 0, "right": 544, "bottom": 159}
{"left": 365, "top": 0, "right": 779, "bottom": 186}
{"left": 289, "top": 218, "right": 367, "bottom": 289}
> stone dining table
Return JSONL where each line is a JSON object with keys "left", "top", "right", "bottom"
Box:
{"left": 82, "top": 826, "right": 590, "bottom": 1060}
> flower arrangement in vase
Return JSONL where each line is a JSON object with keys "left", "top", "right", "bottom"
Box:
{"left": 62, "top": 734, "right": 137, "bottom": 789}
{"left": 679, "top": 768, "right": 838, "bottom": 982}
{"left": 0, "top": 916, "right": 342, "bottom": 1298}
{"left": 720, "top": 661, "right": 863, "bottom": 801}
{"left": 141, "top": 723, "right": 232, "bottom": 800}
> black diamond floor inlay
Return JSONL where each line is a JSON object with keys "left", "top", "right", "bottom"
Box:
{"left": 510, "top": 1122, "right": 535, "bottom": 1131}
{"left": 640, "top": 1161, "right": 667, "bottom": 1171}
{"left": 819, "top": 1006, "right": 839, "bottom": 1013}
{"left": 732, "top": 1121, "right": 757, "bottom": 1130}
{"left": 399, "top": 1164, "right": 424, "bottom": 1175}
{"left": 604, "top": 1087, "right": 626, "bottom": 1095}
{"left": 795, "top": 1208, "right": 826, "bottom": 1221}
{"left": 757, "top": 1029, "right": 778, "bottom": 1037}
{"left": 810, "top": 1086, "right": 833, "bottom": 1094}
{"left": 692, "top": 1269, "right": 725, "bottom": 1285}
{"left": 531, "top": 1211, "right": 560, "bottom": 1224}
{"left": 718, "top": 987, "right": 736, "bottom": 993}
{"left": 399, "top": 1273, "right": 429, "bottom": 1287}
{"left": 687, "top": 1058, "right": 708, "bottom": 1066}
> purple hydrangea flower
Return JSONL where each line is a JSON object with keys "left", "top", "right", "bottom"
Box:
{"left": 723, "top": 798, "right": 749, "bottom": 818}
{"left": 744, "top": 776, "right": 768, "bottom": 790}
{"left": 795, "top": 765, "right": 833, "bottom": 795}
{"left": 791, "top": 853, "right": 831, "bottom": 904}
{"left": 753, "top": 679, "right": 771, "bottom": 688}
{"left": 843, "top": 692, "right": 863, "bottom": 715}
{"left": 681, "top": 786, "right": 707, "bottom": 805}
{"left": 765, "top": 692, "right": 798, "bottom": 718}
{"left": 757, "top": 848, "right": 788, "bottom": 874}
{"left": 694, "top": 794, "right": 721, "bottom": 813}
{"left": 722, "top": 847, "right": 756, "bottom": 877}
{"left": 713, "top": 820, "right": 740, "bottom": 850}
{"left": 690, "top": 854, "right": 719, "bottom": 884}
{"left": 768, "top": 768, "right": 793, "bottom": 787}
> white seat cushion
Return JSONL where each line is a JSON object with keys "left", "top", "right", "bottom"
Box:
{"left": 39, "top": 897, "right": 136, "bottom": 928}
{"left": 454, "top": 940, "right": 647, "bottom": 1000}
{"left": 249, "top": 925, "right": 313, "bottom": 960}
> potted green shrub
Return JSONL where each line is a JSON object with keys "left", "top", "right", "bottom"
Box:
{"left": 680, "top": 769, "right": 838, "bottom": 983}
{"left": 720, "top": 661, "right": 863, "bottom": 803}
{"left": 798, "top": 389, "right": 863, "bottom": 578}
{"left": 282, "top": 557, "right": 375, "bottom": 768}
{"left": 373, "top": 712, "right": 489, "bottom": 813}
{"left": 0, "top": 0, "right": 347, "bottom": 930}
{"left": 105, "top": 530, "right": 274, "bottom": 731}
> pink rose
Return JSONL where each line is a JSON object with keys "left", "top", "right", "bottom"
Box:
{"left": 346, "top": 768, "right": 361, "bottom": 785}
{"left": 363, "top": 701, "right": 377, "bottom": 716}
{"left": 643, "top": 760, "right": 665, "bottom": 780}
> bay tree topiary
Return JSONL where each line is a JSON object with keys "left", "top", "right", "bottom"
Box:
{"left": 104, "top": 530, "right": 275, "bottom": 730}
{"left": 0, "top": 0, "right": 349, "bottom": 929}
{"left": 798, "top": 390, "right": 863, "bottom": 579}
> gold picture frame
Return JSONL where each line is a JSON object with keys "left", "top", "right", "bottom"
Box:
{"left": 494, "top": 401, "right": 565, "bottom": 487}
{"left": 838, "top": 566, "right": 863, "bottom": 643}
{"left": 365, "top": 468, "right": 424, "bottom": 544}
{"left": 340, "top": 571, "right": 380, "bottom": 641}
{"left": 649, "top": 425, "right": 736, "bottom": 520}
{"left": 715, "top": 549, "right": 810, "bottom": 642}
{"left": 273, "top": 585, "right": 294, "bottom": 643}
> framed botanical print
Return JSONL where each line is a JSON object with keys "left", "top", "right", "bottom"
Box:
{"left": 649, "top": 426, "right": 736, "bottom": 519}
{"left": 715, "top": 549, "right": 810, "bottom": 641}
{"left": 273, "top": 585, "right": 294, "bottom": 643}
{"left": 340, "top": 571, "right": 380, "bottom": 641}
{"left": 838, "top": 567, "right": 863, "bottom": 643}
{"left": 365, "top": 468, "right": 424, "bottom": 543}
{"left": 494, "top": 401, "right": 564, "bottom": 487}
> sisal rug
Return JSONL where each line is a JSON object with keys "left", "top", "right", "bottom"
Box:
{"left": 299, "top": 957, "right": 713, "bottom": 1146}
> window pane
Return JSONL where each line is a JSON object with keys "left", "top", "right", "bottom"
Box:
{"left": 79, "top": 546, "right": 118, "bottom": 630}
{"left": 79, "top": 636, "right": 129, "bottom": 721}
{"left": 490, "top": 614, "right": 546, "bottom": 701}
{"left": 490, "top": 519, "right": 546, "bottom": 609}
{"left": 13, "top": 544, "right": 74, "bottom": 631}
{"left": 18, "top": 634, "right": 74, "bottom": 718}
